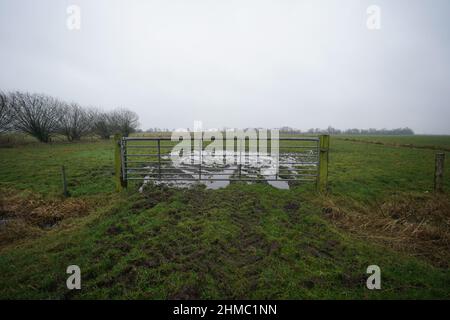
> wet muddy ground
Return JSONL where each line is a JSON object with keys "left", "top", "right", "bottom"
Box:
{"left": 131, "top": 151, "right": 318, "bottom": 191}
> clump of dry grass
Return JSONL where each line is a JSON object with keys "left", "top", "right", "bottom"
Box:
{"left": 323, "top": 193, "right": 450, "bottom": 268}
{"left": 0, "top": 190, "right": 91, "bottom": 246}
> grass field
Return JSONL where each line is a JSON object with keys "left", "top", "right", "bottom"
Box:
{"left": 0, "top": 135, "right": 449, "bottom": 299}
{"left": 336, "top": 135, "right": 450, "bottom": 151}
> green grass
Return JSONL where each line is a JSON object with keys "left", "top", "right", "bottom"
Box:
{"left": 329, "top": 137, "right": 450, "bottom": 202}
{"left": 336, "top": 135, "right": 450, "bottom": 151}
{"left": 0, "top": 135, "right": 449, "bottom": 299}
{"left": 0, "top": 140, "right": 115, "bottom": 197}
{"left": 1, "top": 184, "right": 448, "bottom": 299}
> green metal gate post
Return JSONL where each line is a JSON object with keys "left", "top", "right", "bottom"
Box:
{"left": 114, "top": 134, "right": 127, "bottom": 191}
{"left": 317, "top": 134, "right": 330, "bottom": 193}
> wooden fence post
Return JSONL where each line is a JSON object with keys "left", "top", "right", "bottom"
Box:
{"left": 434, "top": 152, "right": 445, "bottom": 193}
{"left": 61, "top": 165, "right": 69, "bottom": 197}
{"left": 317, "top": 134, "right": 330, "bottom": 193}
{"left": 114, "top": 134, "right": 127, "bottom": 192}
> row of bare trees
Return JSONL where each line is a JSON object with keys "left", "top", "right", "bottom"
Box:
{"left": 0, "top": 91, "right": 140, "bottom": 142}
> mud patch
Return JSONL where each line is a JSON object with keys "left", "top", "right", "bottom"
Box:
{"left": 340, "top": 273, "right": 367, "bottom": 288}
{"left": 134, "top": 186, "right": 272, "bottom": 299}
{"left": 168, "top": 285, "right": 201, "bottom": 300}
{"left": 284, "top": 201, "right": 302, "bottom": 223}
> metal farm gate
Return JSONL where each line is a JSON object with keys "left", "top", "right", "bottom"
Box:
{"left": 114, "top": 135, "right": 329, "bottom": 192}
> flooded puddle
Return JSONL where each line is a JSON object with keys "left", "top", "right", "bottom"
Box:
{"left": 136, "top": 151, "right": 317, "bottom": 191}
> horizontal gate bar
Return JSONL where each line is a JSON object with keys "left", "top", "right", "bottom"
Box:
{"left": 126, "top": 172, "right": 318, "bottom": 177}
{"left": 127, "top": 177, "right": 316, "bottom": 182}
{"left": 123, "top": 137, "right": 320, "bottom": 141}
{"left": 126, "top": 167, "right": 318, "bottom": 172}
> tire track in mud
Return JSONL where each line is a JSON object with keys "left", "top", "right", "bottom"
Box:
{"left": 226, "top": 202, "right": 268, "bottom": 296}
{"left": 134, "top": 188, "right": 272, "bottom": 299}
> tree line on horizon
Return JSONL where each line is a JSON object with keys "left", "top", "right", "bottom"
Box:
{"left": 279, "top": 126, "right": 415, "bottom": 135}
{"left": 0, "top": 90, "right": 416, "bottom": 142}
{"left": 142, "top": 126, "right": 415, "bottom": 135}
{"left": 0, "top": 91, "right": 140, "bottom": 143}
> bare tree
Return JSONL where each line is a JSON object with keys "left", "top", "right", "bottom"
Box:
{"left": 0, "top": 91, "right": 13, "bottom": 133}
{"left": 110, "top": 108, "right": 139, "bottom": 137}
{"left": 57, "top": 103, "right": 92, "bottom": 141}
{"left": 91, "top": 109, "right": 114, "bottom": 139}
{"left": 11, "top": 92, "right": 62, "bottom": 143}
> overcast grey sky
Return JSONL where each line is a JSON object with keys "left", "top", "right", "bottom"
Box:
{"left": 0, "top": 0, "right": 449, "bottom": 133}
